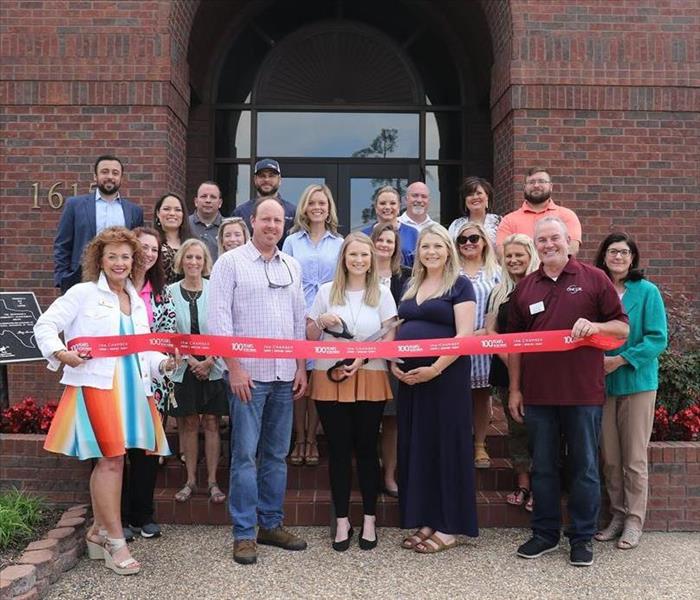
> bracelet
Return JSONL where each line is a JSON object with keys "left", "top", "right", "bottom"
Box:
{"left": 430, "top": 364, "right": 442, "bottom": 376}
{"left": 53, "top": 349, "right": 66, "bottom": 360}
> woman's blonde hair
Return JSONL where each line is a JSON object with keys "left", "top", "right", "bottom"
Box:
{"left": 329, "top": 232, "right": 380, "bottom": 307}
{"left": 173, "top": 238, "right": 213, "bottom": 277}
{"left": 372, "top": 185, "right": 401, "bottom": 205}
{"left": 82, "top": 226, "right": 145, "bottom": 283}
{"left": 217, "top": 217, "right": 250, "bottom": 256}
{"left": 456, "top": 221, "right": 499, "bottom": 278}
{"left": 369, "top": 223, "right": 402, "bottom": 277}
{"left": 291, "top": 184, "right": 339, "bottom": 235}
{"left": 487, "top": 233, "right": 540, "bottom": 314}
{"left": 402, "top": 224, "right": 461, "bottom": 302}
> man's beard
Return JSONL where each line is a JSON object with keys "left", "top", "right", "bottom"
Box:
{"left": 524, "top": 190, "right": 550, "bottom": 205}
{"left": 410, "top": 205, "right": 426, "bottom": 216}
{"left": 255, "top": 183, "right": 280, "bottom": 197}
{"left": 98, "top": 181, "right": 120, "bottom": 196}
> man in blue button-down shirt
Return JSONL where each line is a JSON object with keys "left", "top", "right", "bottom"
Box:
{"left": 53, "top": 155, "right": 144, "bottom": 293}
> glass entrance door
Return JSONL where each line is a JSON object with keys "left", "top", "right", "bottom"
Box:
{"left": 281, "top": 162, "right": 420, "bottom": 235}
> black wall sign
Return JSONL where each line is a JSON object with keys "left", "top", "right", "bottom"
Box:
{"left": 0, "top": 292, "right": 44, "bottom": 364}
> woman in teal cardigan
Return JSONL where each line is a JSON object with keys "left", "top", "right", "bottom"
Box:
{"left": 166, "top": 239, "right": 228, "bottom": 505}
{"left": 593, "top": 233, "right": 667, "bottom": 550}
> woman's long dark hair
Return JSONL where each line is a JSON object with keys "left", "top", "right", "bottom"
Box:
{"left": 153, "top": 192, "right": 192, "bottom": 245}
{"left": 370, "top": 223, "right": 402, "bottom": 276}
{"left": 133, "top": 226, "right": 167, "bottom": 295}
{"left": 594, "top": 232, "right": 645, "bottom": 282}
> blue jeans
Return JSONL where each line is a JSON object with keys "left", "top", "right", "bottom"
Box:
{"left": 229, "top": 380, "right": 293, "bottom": 540}
{"left": 524, "top": 405, "right": 603, "bottom": 544}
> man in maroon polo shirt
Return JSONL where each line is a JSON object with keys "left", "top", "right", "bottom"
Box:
{"left": 508, "top": 216, "right": 628, "bottom": 567}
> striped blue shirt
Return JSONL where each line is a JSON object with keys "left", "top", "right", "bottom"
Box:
{"left": 282, "top": 230, "right": 344, "bottom": 311}
{"left": 95, "top": 192, "right": 125, "bottom": 233}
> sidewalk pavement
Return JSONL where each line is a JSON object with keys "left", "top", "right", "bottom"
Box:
{"left": 46, "top": 526, "right": 699, "bottom": 600}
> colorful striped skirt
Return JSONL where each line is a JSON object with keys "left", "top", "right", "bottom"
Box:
{"left": 45, "top": 315, "right": 170, "bottom": 459}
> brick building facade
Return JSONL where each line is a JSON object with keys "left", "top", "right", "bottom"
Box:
{"left": 1, "top": 0, "right": 698, "bottom": 405}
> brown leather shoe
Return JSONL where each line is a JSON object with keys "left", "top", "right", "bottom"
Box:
{"left": 257, "top": 526, "right": 307, "bottom": 551}
{"left": 233, "top": 539, "right": 257, "bottom": 565}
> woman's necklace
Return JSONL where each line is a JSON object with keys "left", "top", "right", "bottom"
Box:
{"left": 345, "top": 290, "right": 365, "bottom": 337}
{"left": 181, "top": 283, "right": 202, "bottom": 304}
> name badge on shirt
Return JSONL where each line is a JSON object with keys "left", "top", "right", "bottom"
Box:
{"left": 529, "top": 301, "right": 545, "bottom": 315}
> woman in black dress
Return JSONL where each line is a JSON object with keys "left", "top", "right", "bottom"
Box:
{"left": 370, "top": 223, "right": 411, "bottom": 497}
{"left": 392, "top": 223, "right": 478, "bottom": 553}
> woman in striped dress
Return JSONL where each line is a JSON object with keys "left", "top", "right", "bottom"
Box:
{"left": 455, "top": 221, "right": 501, "bottom": 468}
{"left": 34, "top": 227, "right": 174, "bottom": 576}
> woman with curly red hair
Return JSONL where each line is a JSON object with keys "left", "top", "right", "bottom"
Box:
{"left": 35, "top": 226, "right": 176, "bottom": 576}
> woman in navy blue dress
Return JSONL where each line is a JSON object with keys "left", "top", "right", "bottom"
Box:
{"left": 392, "top": 224, "right": 478, "bottom": 553}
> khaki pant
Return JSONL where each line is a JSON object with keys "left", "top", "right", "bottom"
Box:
{"left": 600, "top": 391, "right": 656, "bottom": 528}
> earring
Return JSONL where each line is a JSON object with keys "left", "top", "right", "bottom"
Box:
{"left": 155, "top": 217, "right": 161, "bottom": 227}
{"left": 325, "top": 215, "right": 331, "bottom": 224}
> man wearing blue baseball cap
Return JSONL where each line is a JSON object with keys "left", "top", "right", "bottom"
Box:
{"left": 233, "top": 159, "right": 296, "bottom": 248}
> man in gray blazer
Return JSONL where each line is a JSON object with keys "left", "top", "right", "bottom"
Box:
{"left": 53, "top": 155, "right": 144, "bottom": 292}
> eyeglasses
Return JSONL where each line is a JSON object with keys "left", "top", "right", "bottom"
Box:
{"left": 264, "top": 257, "right": 294, "bottom": 288}
{"left": 606, "top": 248, "right": 632, "bottom": 257}
{"left": 525, "top": 179, "right": 551, "bottom": 186}
{"left": 456, "top": 234, "right": 482, "bottom": 245}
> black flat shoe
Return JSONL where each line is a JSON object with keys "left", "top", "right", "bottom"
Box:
{"left": 359, "top": 527, "right": 378, "bottom": 550}
{"left": 382, "top": 486, "right": 399, "bottom": 499}
{"left": 332, "top": 527, "right": 354, "bottom": 552}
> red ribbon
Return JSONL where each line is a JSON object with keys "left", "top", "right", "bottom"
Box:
{"left": 67, "top": 330, "right": 623, "bottom": 359}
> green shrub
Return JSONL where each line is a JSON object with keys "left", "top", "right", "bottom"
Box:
{"left": 0, "top": 489, "right": 46, "bottom": 550}
{"left": 656, "top": 292, "right": 700, "bottom": 417}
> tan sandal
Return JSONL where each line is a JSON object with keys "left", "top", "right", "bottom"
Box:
{"left": 474, "top": 443, "right": 491, "bottom": 469}
{"left": 289, "top": 441, "right": 305, "bottom": 465}
{"left": 594, "top": 516, "right": 625, "bottom": 542}
{"left": 401, "top": 529, "right": 430, "bottom": 550}
{"left": 174, "top": 482, "right": 196, "bottom": 502}
{"left": 401, "top": 529, "right": 431, "bottom": 550}
{"left": 414, "top": 533, "right": 458, "bottom": 554}
{"left": 104, "top": 537, "right": 140, "bottom": 575}
{"left": 304, "top": 440, "right": 320, "bottom": 466}
{"left": 86, "top": 527, "right": 107, "bottom": 560}
{"left": 208, "top": 482, "right": 226, "bottom": 504}
{"left": 617, "top": 526, "right": 642, "bottom": 549}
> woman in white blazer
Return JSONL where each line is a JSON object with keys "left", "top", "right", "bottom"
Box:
{"left": 35, "top": 227, "right": 176, "bottom": 576}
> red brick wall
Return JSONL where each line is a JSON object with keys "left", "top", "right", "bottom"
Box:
{"left": 496, "top": 0, "right": 699, "bottom": 292}
{"left": 646, "top": 442, "right": 700, "bottom": 531}
{"left": 0, "top": 0, "right": 198, "bottom": 403}
{"left": 3, "top": 433, "right": 696, "bottom": 529}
